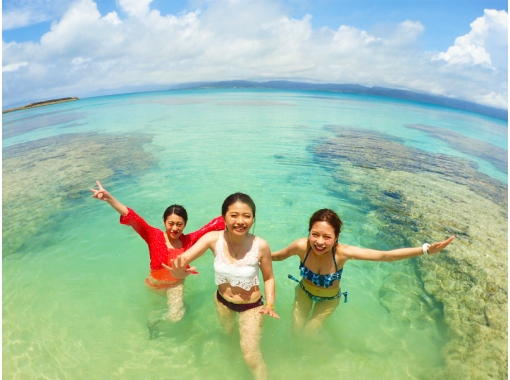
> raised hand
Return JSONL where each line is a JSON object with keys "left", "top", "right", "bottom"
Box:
{"left": 428, "top": 236, "right": 455, "bottom": 255}
{"left": 162, "top": 256, "right": 197, "bottom": 280}
{"left": 89, "top": 181, "right": 129, "bottom": 215}
{"left": 259, "top": 305, "right": 280, "bottom": 319}
{"left": 90, "top": 181, "right": 112, "bottom": 202}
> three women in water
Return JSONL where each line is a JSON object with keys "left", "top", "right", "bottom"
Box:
{"left": 91, "top": 183, "right": 454, "bottom": 380}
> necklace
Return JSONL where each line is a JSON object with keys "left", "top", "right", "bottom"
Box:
{"left": 226, "top": 232, "right": 245, "bottom": 258}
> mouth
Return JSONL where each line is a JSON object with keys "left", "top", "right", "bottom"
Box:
{"left": 232, "top": 226, "right": 247, "bottom": 233}
{"left": 314, "top": 244, "right": 326, "bottom": 252}
{"left": 170, "top": 231, "right": 180, "bottom": 236}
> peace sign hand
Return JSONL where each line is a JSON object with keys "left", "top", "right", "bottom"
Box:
{"left": 90, "top": 181, "right": 112, "bottom": 202}
{"left": 162, "top": 256, "right": 197, "bottom": 279}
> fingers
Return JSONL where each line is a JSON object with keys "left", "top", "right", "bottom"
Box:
{"left": 178, "top": 256, "right": 187, "bottom": 269}
{"left": 188, "top": 266, "right": 197, "bottom": 272}
{"left": 162, "top": 263, "right": 171, "bottom": 271}
{"left": 430, "top": 236, "right": 455, "bottom": 254}
{"left": 258, "top": 308, "right": 280, "bottom": 319}
{"left": 97, "top": 181, "right": 103, "bottom": 190}
{"left": 437, "top": 236, "right": 455, "bottom": 248}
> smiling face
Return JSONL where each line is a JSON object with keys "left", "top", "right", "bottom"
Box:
{"left": 223, "top": 202, "right": 254, "bottom": 235}
{"left": 309, "top": 221, "right": 338, "bottom": 255}
{"left": 164, "top": 214, "right": 186, "bottom": 240}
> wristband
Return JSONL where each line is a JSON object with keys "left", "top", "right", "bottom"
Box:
{"left": 422, "top": 243, "right": 431, "bottom": 256}
{"left": 265, "top": 303, "right": 274, "bottom": 310}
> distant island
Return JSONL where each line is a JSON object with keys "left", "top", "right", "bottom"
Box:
{"left": 2, "top": 97, "right": 79, "bottom": 114}
{"left": 170, "top": 80, "right": 508, "bottom": 121}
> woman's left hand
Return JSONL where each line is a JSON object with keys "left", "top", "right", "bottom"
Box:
{"left": 428, "top": 236, "right": 455, "bottom": 255}
{"left": 259, "top": 305, "right": 280, "bottom": 319}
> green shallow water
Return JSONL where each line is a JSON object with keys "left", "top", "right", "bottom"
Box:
{"left": 2, "top": 89, "right": 508, "bottom": 379}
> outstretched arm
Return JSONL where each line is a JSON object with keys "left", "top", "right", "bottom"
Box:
{"left": 258, "top": 240, "right": 280, "bottom": 319}
{"left": 90, "top": 181, "right": 128, "bottom": 216}
{"left": 343, "top": 236, "right": 455, "bottom": 262}
{"left": 271, "top": 238, "right": 306, "bottom": 261}
{"left": 162, "top": 231, "right": 219, "bottom": 279}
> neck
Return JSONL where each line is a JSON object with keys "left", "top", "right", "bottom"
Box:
{"left": 166, "top": 231, "right": 180, "bottom": 243}
{"left": 226, "top": 230, "right": 246, "bottom": 245}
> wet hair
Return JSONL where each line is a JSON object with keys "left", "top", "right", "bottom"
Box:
{"left": 163, "top": 205, "right": 188, "bottom": 223}
{"left": 308, "top": 209, "right": 343, "bottom": 237}
{"left": 221, "top": 193, "right": 256, "bottom": 218}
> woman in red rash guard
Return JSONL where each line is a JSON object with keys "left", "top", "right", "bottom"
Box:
{"left": 90, "top": 181, "right": 225, "bottom": 322}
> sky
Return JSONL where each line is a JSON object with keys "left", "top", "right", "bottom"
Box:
{"left": 2, "top": 0, "right": 508, "bottom": 110}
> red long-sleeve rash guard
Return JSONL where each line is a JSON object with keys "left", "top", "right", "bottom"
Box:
{"left": 120, "top": 208, "right": 225, "bottom": 285}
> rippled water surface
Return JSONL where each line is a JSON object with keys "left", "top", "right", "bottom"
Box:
{"left": 3, "top": 89, "right": 508, "bottom": 379}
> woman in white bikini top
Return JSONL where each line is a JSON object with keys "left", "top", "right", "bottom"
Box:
{"left": 214, "top": 230, "right": 260, "bottom": 291}
{"left": 164, "top": 193, "right": 279, "bottom": 380}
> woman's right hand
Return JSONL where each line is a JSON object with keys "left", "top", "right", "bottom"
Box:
{"left": 90, "top": 181, "right": 112, "bottom": 202}
{"left": 163, "top": 257, "right": 197, "bottom": 279}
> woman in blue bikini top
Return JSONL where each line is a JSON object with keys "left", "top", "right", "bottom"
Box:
{"left": 272, "top": 208, "right": 454, "bottom": 334}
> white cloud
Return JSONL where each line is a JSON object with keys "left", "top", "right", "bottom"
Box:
{"left": 71, "top": 57, "right": 91, "bottom": 65}
{"left": 2, "top": 62, "right": 28, "bottom": 72}
{"left": 2, "top": 10, "right": 51, "bottom": 30}
{"left": 2, "top": 0, "right": 508, "bottom": 109}
{"left": 118, "top": 0, "right": 153, "bottom": 18}
{"left": 434, "top": 9, "right": 508, "bottom": 69}
{"left": 2, "top": 0, "right": 77, "bottom": 30}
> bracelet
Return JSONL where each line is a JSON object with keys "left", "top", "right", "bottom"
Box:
{"left": 422, "top": 243, "right": 431, "bottom": 256}
{"left": 265, "top": 303, "right": 274, "bottom": 310}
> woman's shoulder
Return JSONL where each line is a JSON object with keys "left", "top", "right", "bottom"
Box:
{"left": 294, "top": 238, "right": 309, "bottom": 251}
{"left": 206, "top": 230, "right": 222, "bottom": 239}
{"left": 335, "top": 242, "right": 354, "bottom": 258}
{"left": 254, "top": 234, "right": 267, "bottom": 245}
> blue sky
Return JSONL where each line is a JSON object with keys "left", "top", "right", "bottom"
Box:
{"left": 2, "top": 0, "right": 508, "bottom": 109}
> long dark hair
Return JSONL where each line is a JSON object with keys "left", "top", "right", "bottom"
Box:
{"left": 309, "top": 209, "right": 342, "bottom": 237}
{"left": 163, "top": 205, "right": 188, "bottom": 223}
{"left": 221, "top": 193, "right": 256, "bottom": 217}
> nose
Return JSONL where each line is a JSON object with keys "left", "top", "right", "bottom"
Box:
{"left": 317, "top": 237, "right": 324, "bottom": 245}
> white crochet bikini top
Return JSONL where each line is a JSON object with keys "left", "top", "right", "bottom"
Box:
{"left": 213, "top": 231, "right": 260, "bottom": 291}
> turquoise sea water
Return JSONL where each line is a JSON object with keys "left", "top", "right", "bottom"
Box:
{"left": 3, "top": 89, "right": 508, "bottom": 379}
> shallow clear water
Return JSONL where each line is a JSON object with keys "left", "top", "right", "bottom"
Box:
{"left": 3, "top": 89, "right": 507, "bottom": 379}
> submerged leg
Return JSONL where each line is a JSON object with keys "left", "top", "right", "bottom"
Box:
{"left": 213, "top": 292, "right": 236, "bottom": 334}
{"left": 238, "top": 306, "right": 267, "bottom": 380}
{"left": 166, "top": 282, "right": 185, "bottom": 322}
{"left": 304, "top": 297, "right": 340, "bottom": 335}
{"left": 293, "top": 285, "right": 313, "bottom": 333}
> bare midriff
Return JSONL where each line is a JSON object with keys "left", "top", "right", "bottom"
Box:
{"left": 218, "top": 283, "right": 262, "bottom": 304}
{"left": 302, "top": 278, "right": 340, "bottom": 297}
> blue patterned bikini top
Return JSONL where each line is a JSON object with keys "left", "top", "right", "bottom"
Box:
{"left": 299, "top": 246, "right": 343, "bottom": 288}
